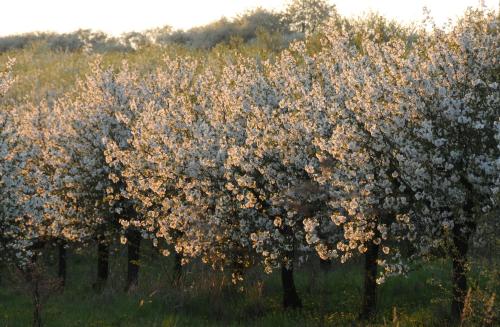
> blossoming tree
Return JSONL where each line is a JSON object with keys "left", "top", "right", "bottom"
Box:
{"left": 395, "top": 10, "right": 499, "bottom": 320}
{"left": 53, "top": 60, "right": 148, "bottom": 291}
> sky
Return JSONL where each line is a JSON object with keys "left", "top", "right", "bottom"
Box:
{"left": 0, "top": 0, "right": 497, "bottom": 37}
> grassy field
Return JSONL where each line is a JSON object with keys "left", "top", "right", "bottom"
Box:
{"left": 0, "top": 42, "right": 282, "bottom": 105}
{"left": 1, "top": 243, "right": 498, "bottom": 327}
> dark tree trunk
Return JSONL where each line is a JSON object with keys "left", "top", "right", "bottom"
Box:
{"left": 32, "top": 275, "right": 42, "bottom": 327}
{"left": 281, "top": 260, "right": 302, "bottom": 309}
{"left": 360, "top": 241, "right": 380, "bottom": 320}
{"left": 125, "top": 229, "right": 141, "bottom": 292}
{"left": 451, "top": 222, "right": 472, "bottom": 322}
{"left": 172, "top": 251, "right": 183, "bottom": 286}
{"left": 319, "top": 258, "right": 332, "bottom": 272}
{"left": 0, "top": 262, "right": 4, "bottom": 285}
{"left": 22, "top": 258, "right": 42, "bottom": 327}
{"left": 279, "top": 223, "right": 301, "bottom": 310}
{"left": 93, "top": 240, "right": 109, "bottom": 291}
{"left": 57, "top": 241, "right": 67, "bottom": 287}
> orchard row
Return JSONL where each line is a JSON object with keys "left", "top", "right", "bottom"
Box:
{"left": 0, "top": 9, "right": 498, "bottom": 322}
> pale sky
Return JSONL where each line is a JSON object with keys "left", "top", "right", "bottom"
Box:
{"left": 0, "top": 0, "right": 497, "bottom": 37}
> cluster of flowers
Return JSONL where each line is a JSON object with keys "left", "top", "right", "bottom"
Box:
{"left": 0, "top": 10, "right": 497, "bottom": 311}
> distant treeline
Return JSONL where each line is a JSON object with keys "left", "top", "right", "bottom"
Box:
{"left": 0, "top": 8, "right": 301, "bottom": 53}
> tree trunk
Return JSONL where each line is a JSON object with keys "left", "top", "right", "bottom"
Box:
{"left": 281, "top": 260, "right": 302, "bottom": 309}
{"left": 32, "top": 275, "right": 42, "bottom": 327}
{"left": 23, "top": 259, "right": 42, "bottom": 327}
{"left": 172, "top": 251, "right": 183, "bottom": 286}
{"left": 125, "top": 229, "right": 141, "bottom": 292}
{"left": 57, "top": 241, "right": 67, "bottom": 288}
{"left": 93, "top": 240, "right": 109, "bottom": 291}
{"left": 360, "top": 241, "right": 379, "bottom": 320}
{"left": 451, "top": 222, "right": 471, "bottom": 322}
{"left": 0, "top": 262, "right": 3, "bottom": 285}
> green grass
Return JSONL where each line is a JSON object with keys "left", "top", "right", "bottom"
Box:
{"left": 0, "top": 244, "right": 498, "bottom": 327}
